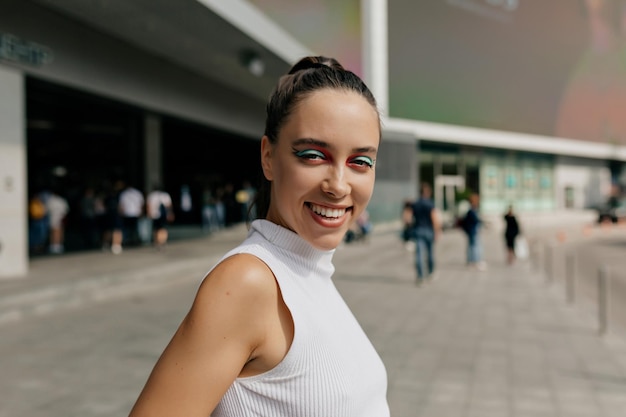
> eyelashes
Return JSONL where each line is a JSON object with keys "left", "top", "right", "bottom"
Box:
{"left": 292, "top": 148, "right": 375, "bottom": 169}
{"left": 350, "top": 155, "right": 375, "bottom": 168}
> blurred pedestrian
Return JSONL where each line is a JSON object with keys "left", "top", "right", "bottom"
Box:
{"left": 104, "top": 180, "right": 124, "bottom": 253}
{"left": 462, "top": 192, "right": 486, "bottom": 270}
{"left": 214, "top": 186, "right": 226, "bottom": 229}
{"left": 93, "top": 185, "right": 107, "bottom": 247}
{"left": 411, "top": 183, "right": 440, "bottom": 284}
{"left": 504, "top": 204, "right": 520, "bottom": 265}
{"left": 344, "top": 209, "right": 372, "bottom": 244}
{"left": 357, "top": 209, "right": 372, "bottom": 240}
{"left": 118, "top": 181, "right": 144, "bottom": 248}
{"left": 146, "top": 184, "right": 174, "bottom": 250}
{"left": 79, "top": 185, "right": 99, "bottom": 249}
{"left": 223, "top": 182, "right": 238, "bottom": 226}
{"left": 237, "top": 180, "right": 257, "bottom": 222}
{"left": 401, "top": 198, "right": 414, "bottom": 249}
{"left": 46, "top": 188, "right": 69, "bottom": 254}
{"left": 129, "top": 55, "right": 389, "bottom": 417}
{"left": 179, "top": 184, "right": 193, "bottom": 223}
{"left": 28, "top": 190, "right": 48, "bottom": 254}
{"left": 201, "top": 186, "right": 219, "bottom": 233}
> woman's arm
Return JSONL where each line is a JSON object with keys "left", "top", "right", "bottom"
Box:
{"left": 128, "top": 254, "right": 280, "bottom": 417}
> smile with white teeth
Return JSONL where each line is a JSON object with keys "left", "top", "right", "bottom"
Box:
{"left": 309, "top": 203, "right": 346, "bottom": 219}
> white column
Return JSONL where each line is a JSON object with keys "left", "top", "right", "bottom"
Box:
{"left": 361, "top": 0, "right": 389, "bottom": 117}
{"left": 0, "top": 66, "right": 27, "bottom": 278}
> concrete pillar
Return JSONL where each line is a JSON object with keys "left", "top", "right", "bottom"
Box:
{"left": 458, "top": 154, "right": 466, "bottom": 180}
{"left": 361, "top": 0, "right": 389, "bottom": 117}
{"left": 434, "top": 154, "right": 442, "bottom": 178}
{"left": 144, "top": 113, "right": 162, "bottom": 193}
{"left": 0, "top": 66, "right": 27, "bottom": 278}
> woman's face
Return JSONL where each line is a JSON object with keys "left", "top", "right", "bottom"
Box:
{"left": 261, "top": 89, "right": 379, "bottom": 250}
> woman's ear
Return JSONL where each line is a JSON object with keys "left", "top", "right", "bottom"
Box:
{"left": 260, "top": 136, "right": 274, "bottom": 181}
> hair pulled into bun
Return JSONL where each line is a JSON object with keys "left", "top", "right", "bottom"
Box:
{"left": 287, "top": 56, "right": 345, "bottom": 74}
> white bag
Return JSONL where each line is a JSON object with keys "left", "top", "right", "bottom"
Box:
{"left": 515, "top": 236, "right": 529, "bottom": 259}
{"left": 138, "top": 217, "right": 153, "bottom": 244}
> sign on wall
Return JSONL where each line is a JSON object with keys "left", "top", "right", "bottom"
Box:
{"left": 0, "top": 33, "right": 53, "bottom": 67}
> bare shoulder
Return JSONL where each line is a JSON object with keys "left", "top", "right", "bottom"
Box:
{"left": 189, "top": 253, "right": 279, "bottom": 330}
{"left": 127, "top": 254, "right": 279, "bottom": 416}
{"left": 197, "top": 253, "right": 277, "bottom": 302}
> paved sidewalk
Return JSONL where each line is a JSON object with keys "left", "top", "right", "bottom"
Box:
{"left": 2, "top": 220, "right": 626, "bottom": 417}
{"left": 0, "top": 225, "right": 249, "bottom": 325}
{"left": 336, "top": 228, "right": 626, "bottom": 417}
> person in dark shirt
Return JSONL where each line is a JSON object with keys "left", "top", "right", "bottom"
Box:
{"left": 462, "top": 192, "right": 486, "bottom": 270}
{"left": 411, "top": 183, "right": 440, "bottom": 285}
{"left": 504, "top": 205, "right": 520, "bottom": 265}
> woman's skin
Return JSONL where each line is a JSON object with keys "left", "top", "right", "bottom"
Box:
{"left": 128, "top": 88, "right": 380, "bottom": 417}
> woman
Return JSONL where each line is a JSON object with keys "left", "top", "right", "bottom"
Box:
{"left": 504, "top": 204, "right": 520, "bottom": 265}
{"left": 128, "top": 56, "right": 389, "bottom": 417}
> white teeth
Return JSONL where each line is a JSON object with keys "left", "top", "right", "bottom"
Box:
{"left": 310, "top": 204, "right": 345, "bottom": 218}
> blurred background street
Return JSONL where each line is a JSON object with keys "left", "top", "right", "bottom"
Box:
{"left": 2, "top": 216, "right": 626, "bottom": 417}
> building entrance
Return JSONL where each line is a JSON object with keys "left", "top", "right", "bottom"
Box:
{"left": 434, "top": 175, "right": 466, "bottom": 228}
{"left": 26, "top": 77, "right": 145, "bottom": 254}
{"left": 25, "top": 78, "right": 261, "bottom": 255}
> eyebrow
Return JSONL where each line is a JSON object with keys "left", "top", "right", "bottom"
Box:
{"left": 292, "top": 137, "right": 377, "bottom": 153}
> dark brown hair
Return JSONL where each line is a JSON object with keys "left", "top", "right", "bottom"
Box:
{"left": 251, "top": 56, "right": 380, "bottom": 221}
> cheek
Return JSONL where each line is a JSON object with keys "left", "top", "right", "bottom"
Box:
{"left": 353, "top": 173, "right": 376, "bottom": 202}
{"left": 272, "top": 162, "right": 311, "bottom": 202}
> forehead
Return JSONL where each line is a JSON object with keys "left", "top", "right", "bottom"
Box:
{"left": 280, "top": 89, "right": 380, "bottom": 146}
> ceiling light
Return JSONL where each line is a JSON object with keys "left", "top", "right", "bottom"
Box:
{"left": 240, "top": 50, "right": 265, "bottom": 77}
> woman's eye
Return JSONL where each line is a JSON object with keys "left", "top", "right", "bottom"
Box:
{"left": 294, "top": 149, "right": 326, "bottom": 160}
{"left": 349, "top": 156, "right": 375, "bottom": 168}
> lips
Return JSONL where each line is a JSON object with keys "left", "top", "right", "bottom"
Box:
{"left": 308, "top": 203, "right": 348, "bottom": 219}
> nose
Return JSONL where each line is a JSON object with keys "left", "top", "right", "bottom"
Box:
{"left": 322, "top": 165, "right": 350, "bottom": 198}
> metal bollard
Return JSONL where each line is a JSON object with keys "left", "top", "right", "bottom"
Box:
{"left": 531, "top": 240, "right": 543, "bottom": 273}
{"left": 544, "top": 244, "right": 555, "bottom": 284}
{"left": 598, "top": 265, "right": 611, "bottom": 336}
{"left": 565, "top": 251, "right": 577, "bottom": 304}
{"left": 543, "top": 244, "right": 550, "bottom": 282}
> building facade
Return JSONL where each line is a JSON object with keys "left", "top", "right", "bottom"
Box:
{"left": 0, "top": 0, "right": 416, "bottom": 277}
{"left": 5, "top": 0, "right": 625, "bottom": 278}
{"left": 252, "top": 0, "right": 626, "bottom": 219}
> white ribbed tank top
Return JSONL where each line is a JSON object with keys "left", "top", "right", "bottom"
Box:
{"left": 211, "top": 220, "right": 389, "bottom": 417}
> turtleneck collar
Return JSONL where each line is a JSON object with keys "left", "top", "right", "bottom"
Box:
{"left": 248, "top": 219, "right": 335, "bottom": 277}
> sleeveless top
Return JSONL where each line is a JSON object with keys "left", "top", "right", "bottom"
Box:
{"left": 212, "top": 220, "right": 389, "bottom": 417}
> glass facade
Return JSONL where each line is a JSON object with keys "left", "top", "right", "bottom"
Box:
{"left": 419, "top": 143, "right": 555, "bottom": 214}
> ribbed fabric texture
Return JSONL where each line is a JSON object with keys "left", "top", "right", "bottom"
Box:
{"left": 212, "top": 220, "right": 389, "bottom": 417}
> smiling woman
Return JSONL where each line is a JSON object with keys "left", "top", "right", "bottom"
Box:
{"left": 261, "top": 86, "right": 379, "bottom": 250}
{"left": 128, "top": 56, "right": 389, "bottom": 417}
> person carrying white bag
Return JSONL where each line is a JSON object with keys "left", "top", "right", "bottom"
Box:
{"left": 504, "top": 205, "right": 525, "bottom": 265}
